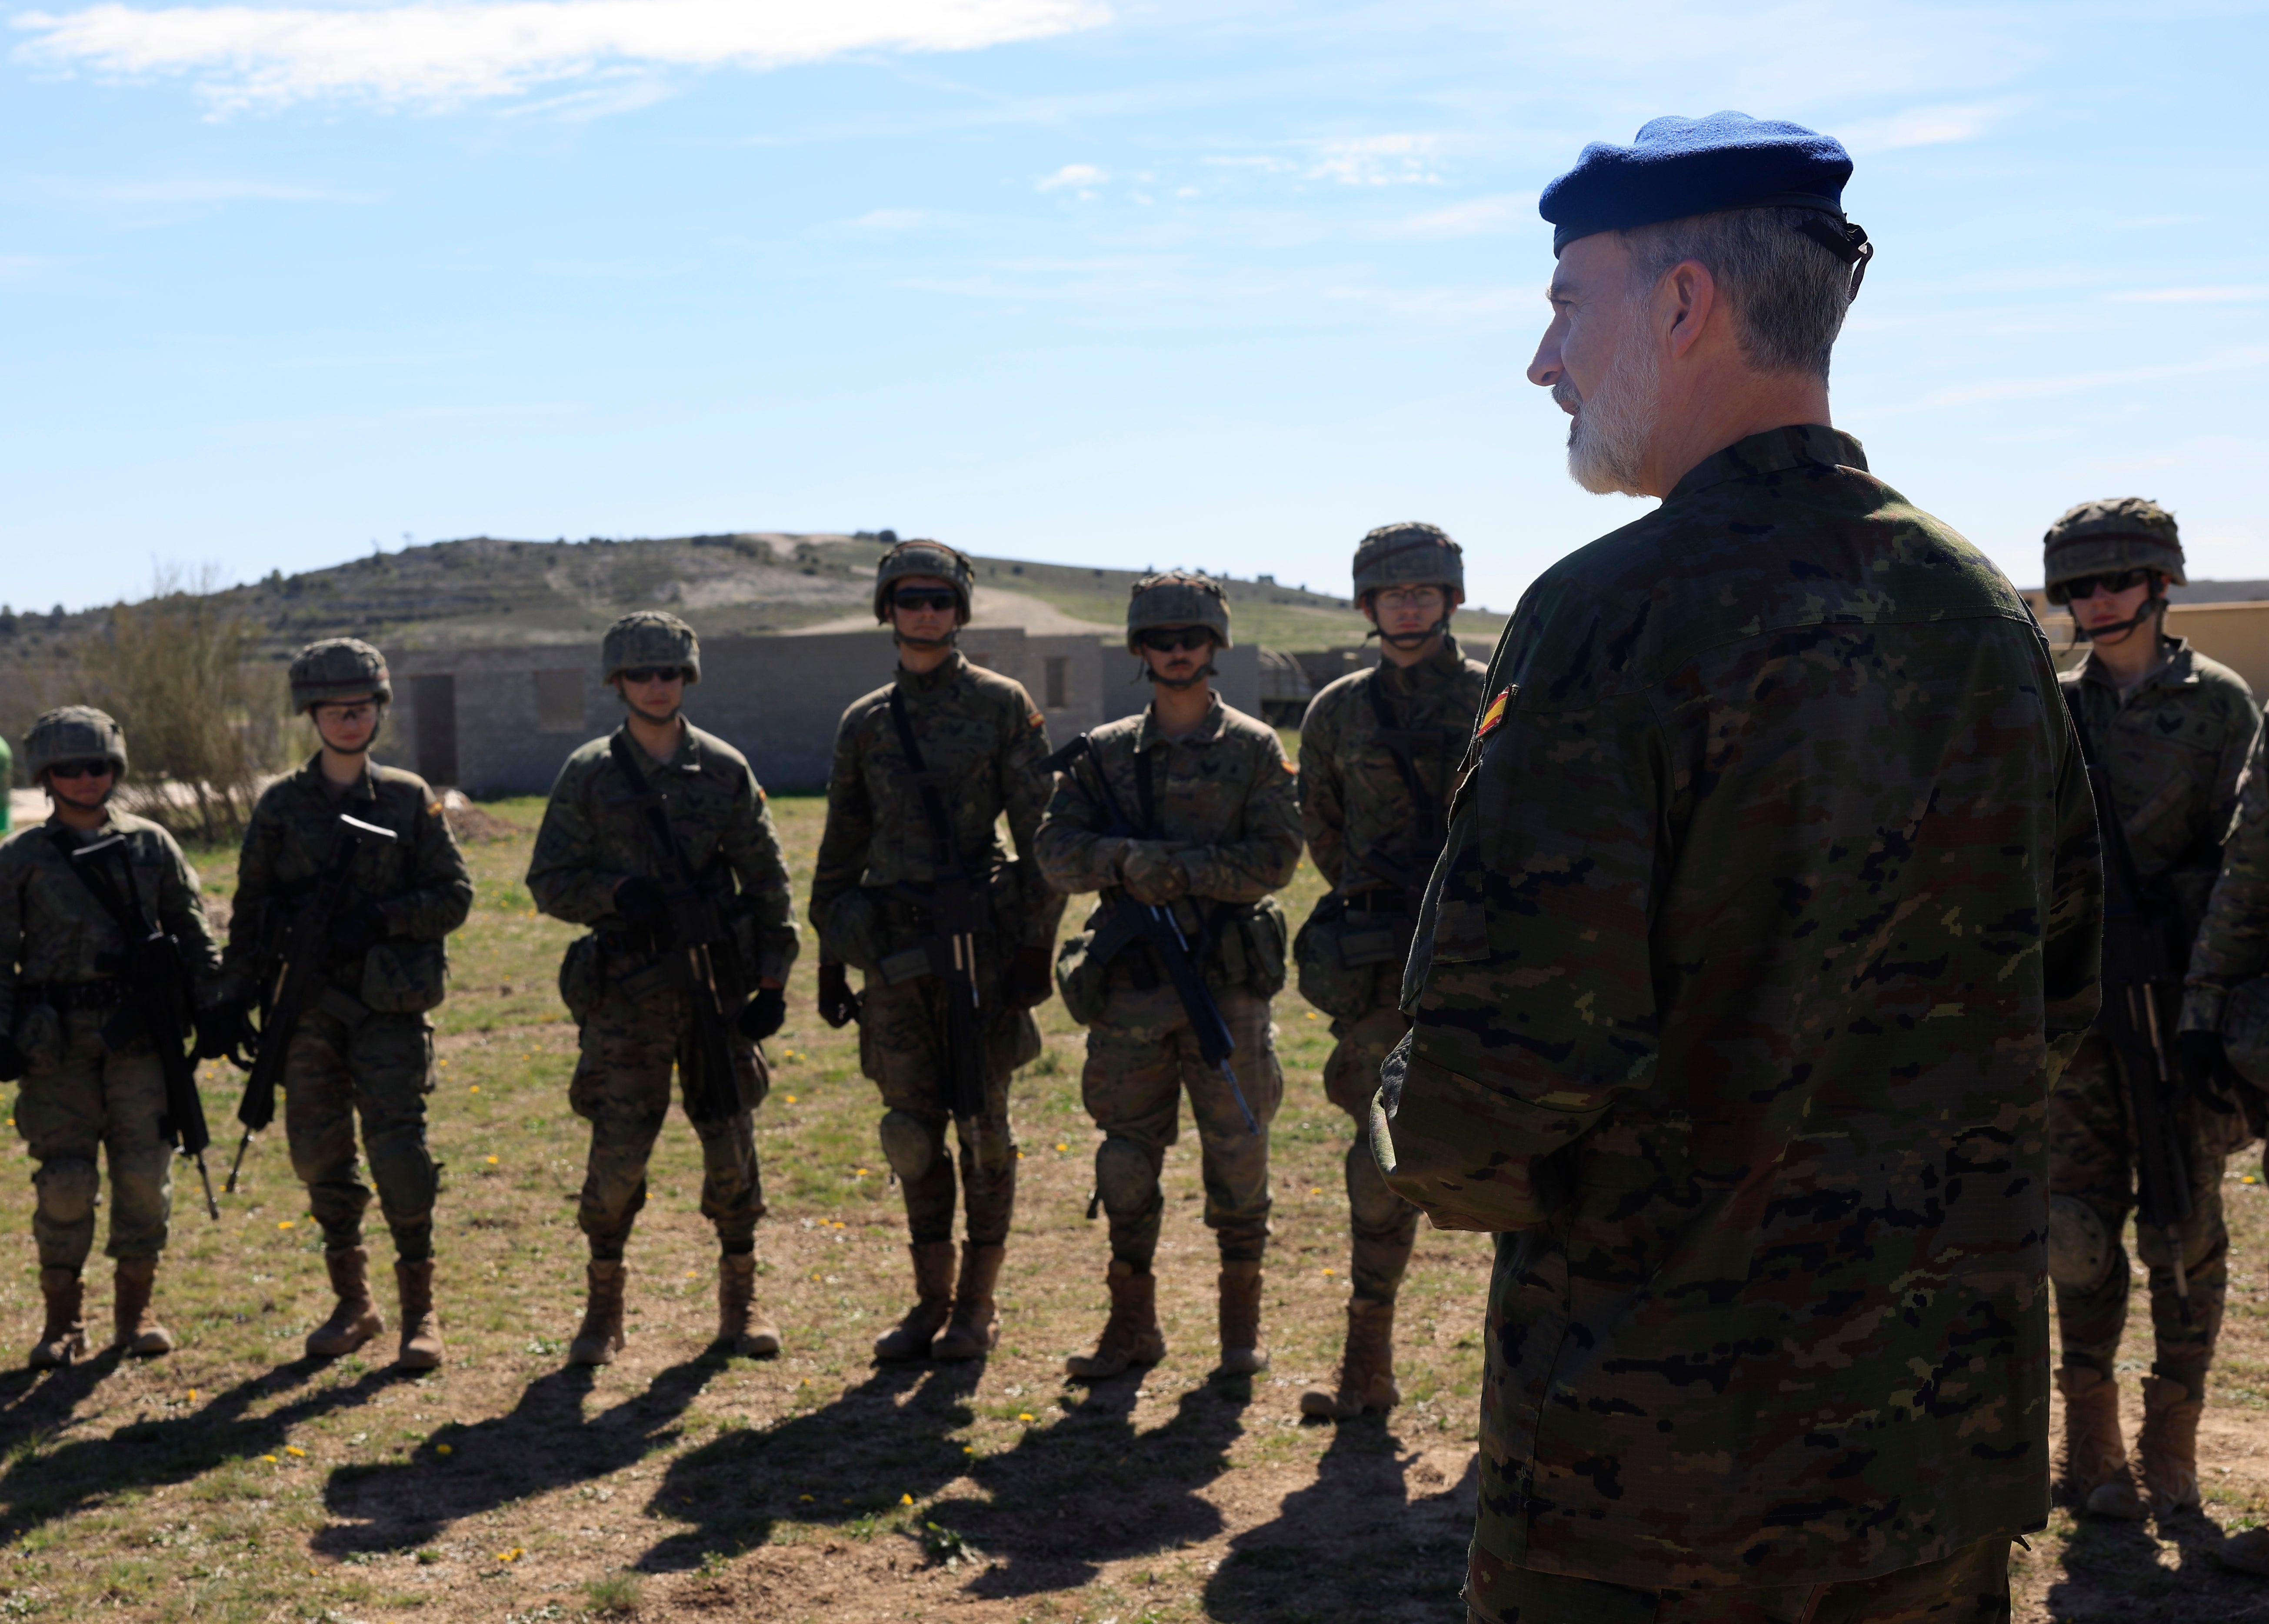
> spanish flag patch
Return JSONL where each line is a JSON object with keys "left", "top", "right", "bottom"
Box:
{"left": 1477, "top": 688, "right": 1510, "bottom": 740}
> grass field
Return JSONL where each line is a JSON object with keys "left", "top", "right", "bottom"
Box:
{"left": 0, "top": 785, "right": 2261, "bottom": 1622}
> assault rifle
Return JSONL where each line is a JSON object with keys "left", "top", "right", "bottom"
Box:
{"left": 607, "top": 735, "right": 747, "bottom": 1128}
{"left": 882, "top": 689, "right": 988, "bottom": 1128}
{"left": 2062, "top": 689, "right": 2194, "bottom": 1306}
{"left": 59, "top": 833, "right": 221, "bottom": 1220}
{"left": 1043, "top": 733, "right": 1257, "bottom": 1134}
{"left": 228, "top": 813, "right": 398, "bottom": 1192}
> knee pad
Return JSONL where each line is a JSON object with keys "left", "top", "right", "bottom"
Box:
{"left": 1094, "top": 1137, "right": 1158, "bottom": 1218}
{"left": 879, "top": 1111, "right": 941, "bottom": 1182}
{"left": 2048, "top": 1194, "right": 2115, "bottom": 1291}
{"left": 34, "top": 1159, "right": 98, "bottom": 1226}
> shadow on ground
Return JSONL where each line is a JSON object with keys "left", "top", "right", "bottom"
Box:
{"left": 2043, "top": 1504, "right": 2269, "bottom": 1623}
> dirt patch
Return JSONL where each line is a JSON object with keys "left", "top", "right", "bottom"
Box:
{"left": 441, "top": 788, "right": 527, "bottom": 842}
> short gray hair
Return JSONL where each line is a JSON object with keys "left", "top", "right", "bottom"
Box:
{"left": 1620, "top": 206, "right": 1853, "bottom": 381}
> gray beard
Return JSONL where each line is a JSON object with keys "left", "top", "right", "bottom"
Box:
{"left": 1557, "top": 334, "right": 1660, "bottom": 497}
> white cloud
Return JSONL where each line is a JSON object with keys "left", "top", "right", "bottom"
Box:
{"left": 1380, "top": 193, "right": 1533, "bottom": 240}
{"left": 2108, "top": 285, "right": 2269, "bottom": 304}
{"left": 1036, "top": 162, "right": 1106, "bottom": 191}
{"left": 1836, "top": 100, "right": 2009, "bottom": 154}
{"left": 1307, "top": 133, "right": 1443, "bottom": 186}
{"left": 10, "top": 0, "right": 1110, "bottom": 112}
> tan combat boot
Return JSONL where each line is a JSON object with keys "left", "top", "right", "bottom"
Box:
{"left": 1217, "top": 1261, "right": 1269, "bottom": 1376}
{"left": 2057, "top": 1365, "right": 2144, "bottom": 1519}
{"left": 1066, "top": 1261, "right": 1165, "bottom": 1379}
{"left": 112, "top": 1257, "right": 174, "bottom": 1358}
{"left": 28, "top": 1268, "right": 85, "bottom": 1370}
{"left": 932, "top": 1243, "right": 1004, "bottom": 1361}
{"left": 1301, "top": 1298, "right": 1400, "bottom": 1420}
{"left": 569, "top": 1260, "right": 627, "bottom": 1366}
{"left": 306, "top": 1247, "right": 383, "bottom": 1360}
{"left": 2138, "top": 1374, "right": 2204, "bottom": 1515}
{"left": 394, "top": 1260, "right": 444, "bottom": 1371}
{"left": 717, "top": 1253, "right": 781, "bottom": 1358}
{"left": 873, "top": 1241, "right": 955, "bottom": 1362}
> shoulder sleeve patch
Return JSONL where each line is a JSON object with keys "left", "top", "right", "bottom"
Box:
{"left": 1477, "top": 688, "right": 1510, "bottom": 740}
{"left": 427, "top": 802, "right": 443, "bottom": 817}
{"left": 1029, "top": 710, "right": 1046, "bottom": 729}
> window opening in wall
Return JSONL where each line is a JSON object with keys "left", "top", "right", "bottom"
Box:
{"left": 409, "top": 673, "right": 459, "bottom": 786}
{"left": 1045, "top": 656, "right": 1069, "bottom": 710}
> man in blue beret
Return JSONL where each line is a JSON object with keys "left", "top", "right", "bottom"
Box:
{"left": 1374, "top": 112, "right": 2101, "bottom": 1620}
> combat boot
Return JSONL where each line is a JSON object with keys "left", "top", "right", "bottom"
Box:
{"left": 394, "top": 1260, "right": 444, "bottom": 1371}
{"left": 873, "top": 1242, "right": 955, "bottom": 1361}
{"left": 1301, "top": 1298, "right": 1400, "bottom": 1419}
{"left": 569, "top": 1260, "right": 627, "bottom": 1366}
{"left": 931, "top": 1243, "right": 1004, "bottom": 1361}
{"left": 717, "top": 1253, "right": 781, "bottom": 1357}
{"left": 112, "top": 1256, "right": 174, "bottom": 1358}
{"left": 28, "top": 1268, "right": 85, "bottom": 1370}
{"left": 1065, "top": 1260, "right": 1164, "bottom": 1379}
{"left": 1217, "top": 1261, "right": 1269, "bottom": 1376}
{"left": 2057, "top": 1365, "right": 2143, "bottom": 1519}
{"left": 306, "top": 1247, "right": 383, "bottom": 1360}
{"left": 2220, "top": 1527, "right": 2269, "bottom": 1575}
{"left": 2138, "top": 1373, "right": 2204, "bottom": 1515}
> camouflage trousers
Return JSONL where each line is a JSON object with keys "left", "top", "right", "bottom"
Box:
{"left": 282, "top": 1005, "right": 440, "bottom": 1263}
{"left": 1323, "top": 1000, "right": 1422, "bottom": 1304}
{"left": 570, "top": 983, "right": 767, "bottom": 1261}
{"left": 2050, "top": 1034, "right": 2227, "bottom": 1385}
{"left": 1469, "top": 1536, "right": 2011, "bottom": 1624}
{"left": 13, "top": 1010, "right": 171, "bottom": 1271}
{"left": 1082, "top": 983, "right": 1283, "bottom": 1269}
{"left": 857, "top": 972, "right": 1040, "bottom": 1249}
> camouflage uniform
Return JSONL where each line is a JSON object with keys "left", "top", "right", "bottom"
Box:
{"left": 2185, "top": 731, "right": 2269, "bottom": 1085}
{"left": 1379, "top": 426, "right": 2101, "bottom": 1601}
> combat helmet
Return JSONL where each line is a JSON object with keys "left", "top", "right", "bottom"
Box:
{"left": 601, "top": 611, "right": 701, "bottom": 685}
{"left": 25, "top": 705, "right": 127, "bottom": 783}
{"left": 2043, "top": 497, "right": 2186, "bottom": 605}
{"left": 1126, "top": 571, "right": 1232, "bottom": 654}
{"left": 872, "top": 539, "right": 976, "bottom": 624}
{"left": 1352, "top": 522, "right": 1466, "bottom": 602}
{"left": 288, "top": 637, "right": 392, "bottom": 714}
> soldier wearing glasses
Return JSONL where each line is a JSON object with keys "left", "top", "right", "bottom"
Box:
{"left": 809, "top": 541, "right": 1064, "bottom": 1362}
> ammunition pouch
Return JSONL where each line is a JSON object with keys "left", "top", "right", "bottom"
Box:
{"left": 817, "top": 887, "right": 886, "bottom": 974}
{"left": 559, "top": 934, "right": 603, "bottom": 1027}
{"left": 1206, "top": 895, "right": 1288, "bottom": 999}
{"left": 1296, "top": 896, "right": 1412, "bottom": 1022}
{"left": 1054, "top": 928, "right": 1113, "bottom": 1026}
{"left": 2218, "top": 975, "right": 2269, "bottom": 1145}
{"left": 1056, "top": 894, "right": 1287, "bottom": 1027}
{"left": 358, "top": 938, "right": 450, "bottom": 1015}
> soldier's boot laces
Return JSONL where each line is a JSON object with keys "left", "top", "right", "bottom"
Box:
{"left": 2057, "top": 1365, "right": 2144, "bottom": 1520}
{"left": 394, "top": 1260, "right": 444, "bottom": 1371}
{"left": 873, "top": 1242, "right": 956, "bottom": 1362}
{"left": 1065, "top": 1260, "right": 1165, "bottom": 1380}
{"left": 1216, "top": 1261, "right": 1269, "bottom": 1377}
{"left": 932, "top": 1243, "right": 1004, "bottom": 1362}
{"left": 306, "top": 1247, "right": 383, "bottom": 1360}
{"left": 717, "top": 1253, "right": 781, "bottom": 1358}
{"left": 112, "top": 1257, "right": 174, "bottom": 1358}
{"left": 2138, "top": 1374, "right": 2204, "bottom": 1516}
{"left": 29, "top": 1268, "right": 85, "bottom": 1370}
{"left": 569, "top": 1261, "right": 628, "bottom": 1366}
{"left": 1300, "top": 1298, "right": 1400, "bottom": 1420}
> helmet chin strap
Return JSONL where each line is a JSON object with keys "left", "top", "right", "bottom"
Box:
{"left": 2074, "top": 590, "right": 2165, "bottom": 646}
{"left": 1366, "top": 617, "right": 1451, "bottom": 651}
{"left": 1147, "top": 661, "right": 1217, "bottom": 691}
{"left": 893, "top": 628, "right": 960, "bottom": 653}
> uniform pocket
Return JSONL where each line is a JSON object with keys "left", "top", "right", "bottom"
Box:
{"left": 1055, "top": 931, "right": 1110, "bottom": 1026}
{"left": 558, "top": 934, "right": 603, "bottom": 1027}
{"left": 360, "top": 940, "right": 450, "bottom": 1014}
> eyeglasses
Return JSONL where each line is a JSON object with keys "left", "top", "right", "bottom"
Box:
{"left": 47, "top": 761, "right": 113, "bottom": 781}
{"left": 313, "top": 702, "right": 379, "bottom": 723}
{"left": 892, "top": 589, "right": 960, "bottom": 612}
{"left": 1137, "top": 627, "right": 1213, "bottom": 653}
{"left": 618, "top": 666, "right": 687, "bottom": 685}
{"left": 2063, "top": 569, "right": 2154, "bottom": 601}
{"left": 1373, "top": 586, "right": 1446, "bottom": 610}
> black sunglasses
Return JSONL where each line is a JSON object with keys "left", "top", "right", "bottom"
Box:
{"left": 1137, "top": 627, "right": 1213, "bottom": 653}
{"left": 2063, "top": 569, "right": 2154, "bottom": 601}
{"left": 47, "top": 760, "right": 113, "bottom": 781}
{"left": 893, "top": 588, "right": 960, "bottom": 611}
{"left": 619, "top": 666, "right": 687, "bottom": 685}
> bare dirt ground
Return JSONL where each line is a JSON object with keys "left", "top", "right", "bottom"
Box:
{"left": 0, "top": 789, "right": 2259, "bottom": 1622}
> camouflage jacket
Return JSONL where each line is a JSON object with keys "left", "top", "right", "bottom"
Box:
{"left": 1035, "top": 692, "right": 1303, "bottom": 909}
{"left": 527, "top": 720, "right": 798, "bottom": 984}
{"left": 0, "top": 811, "right": 222, "bottom": 1032}
{"left": 2184, "top": 731, "right": 2269, "bottom": 1032}
{"left": 223, "top": 755, "right": 473, "bottom": 1004}
{"left": 1378, "top": 426, "right": 2102, "bottom": 1587}
{"left": 809, "top": 653, "right": 1065, "bottom": 958}
{"left": 2061, "top": 637, "right": 2258, "bottom": 949}
{"left": 1299, "top": 635, "right": 1488, "bottom": 903}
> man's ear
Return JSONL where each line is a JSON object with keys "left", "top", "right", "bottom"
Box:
{"left": 1661, "top": 259, "right": 1720, "bottom": 360}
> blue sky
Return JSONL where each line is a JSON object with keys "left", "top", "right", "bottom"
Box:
{"left": 5, "top": 0, "right": 2266, "bottom": 618}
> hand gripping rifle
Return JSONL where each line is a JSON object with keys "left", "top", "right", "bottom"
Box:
{"left": 607, "top": 735, "right": 747, "bottom": 1129}
{"left": 883, "top": 689, "right": 989, "bottom": 1132}
{"left": 57, "top": 832, "right": 221, "bottom": 1219}
{"left": 1042, "top": 734, "right": 1257, "bottom": 1135}
{"left": 2061, "top": 689, "right": 2195, "bottom": 1309}
{"left": 228, "top": 813, "right": 399, "bottom": 1192}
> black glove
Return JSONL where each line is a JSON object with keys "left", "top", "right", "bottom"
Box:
{"left": 2178, "top": 1029, "right": 2237, "bottom": 1103}
{"left": 333, "top": 899, "right": 392, "bottom": 958}
{"left": 614, "top": 876, "right": 669, "bottom": 931}
{"left": 739, "top": 985, "right": 786, "bottom": 1042}
{"left": 1006, "top": 945, "right": 1055, "bottom": 1010}
{"left": 817, "top": 962, "right": 861, "bottom": 1029}
{"left": 194, "top": 1002, "right": 246, "bottom": 1063}
{"left": 0, "top": 1037, "right": 23, "bottom": 1084}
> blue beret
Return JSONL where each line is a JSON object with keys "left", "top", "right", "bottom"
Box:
{"left": 1539, "top": 111, "right": 1853, "bottom": 254}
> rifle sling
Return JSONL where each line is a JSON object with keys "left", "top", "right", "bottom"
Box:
{"left": 43, "top": 830, "right": 181, "bottom": 1038}
{"left": 1363, "top": 673, "right": 1446, "bottom": 852}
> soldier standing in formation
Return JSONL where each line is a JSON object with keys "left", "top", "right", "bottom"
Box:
{"left": 223, "top": 641, "right": 472, "bottom": 1370}
{"left": 1037, "top": 573, "right": 1303, "bottom": 1380}
{"left": 0, "top": 708, "right": 224, "bottom": 1366}
{"left": 1292, "top": 524, "right": 1485, "bottom": 1421}
{"left": 1376, "top": 114, "right": 2101, "bottom": 1617}
{"left": 527, "top": 612, "right": 799, "bottom": 1366}
{"left": 2040, "top": 501, "right": 2261, "bottom": 1522}
{"left": 810, "top": 540, "right": 1064, "bottom": 1361}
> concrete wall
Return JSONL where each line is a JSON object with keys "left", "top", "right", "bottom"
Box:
{"left": 386, "top": 628, "right": 1263, "bottom": 796}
